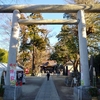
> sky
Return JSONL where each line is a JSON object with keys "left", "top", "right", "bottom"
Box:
{"left": 0, "top": 0, "right": 67, "bottom": 50}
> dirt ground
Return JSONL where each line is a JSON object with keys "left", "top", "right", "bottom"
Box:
{"left": 52, "top": 75, "right": 74, "bottom": 100}
{"left": 19, "top": 74, "right": 74, "bottom": 100}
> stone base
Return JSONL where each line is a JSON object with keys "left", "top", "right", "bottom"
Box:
{"left": 74, "top": 86, "right": 91, "bottom": 100}
{"left": 0, "top": 97, "right": 3, "bottom": 100}
{"left": 3, "top": 85, "right": 22, "bottom": 100}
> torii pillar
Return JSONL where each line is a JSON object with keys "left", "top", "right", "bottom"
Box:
{"left": 77, "top": 10, "right": 90, "bottom": 86}
{"left": 73, "top": 10, "right": 90, "bottom": 100}
{"left": 4, "top": 10, "right": 22, "bottom": 100}
{"left": 6, "top": 10, "right": 20, "bottom": 85}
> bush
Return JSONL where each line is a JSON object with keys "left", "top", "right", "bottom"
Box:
{"left": 88, "top": 87, "right": 98, "bottom": 97}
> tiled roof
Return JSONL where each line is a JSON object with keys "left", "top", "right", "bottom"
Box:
{"left": 41, "top": 60, "right": 57, "bottom": 67}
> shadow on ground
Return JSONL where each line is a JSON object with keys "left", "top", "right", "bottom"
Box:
{"left": 52, "top": 75, "right": 74, "bottom": 100}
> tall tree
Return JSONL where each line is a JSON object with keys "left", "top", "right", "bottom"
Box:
{"left": 17, "top": 14, "right": 30, "bottom": 65}
{"left": 19, "top": 13, "right": 50, "bottom": 75}
{"left": 50, "top": 0, "right": 100, "bottom": 73}
{"left": 64, "top": 0, "right": 100, "bottom": 55}
{"left": 50, "top": 25, "right": 79, "bottom": 72}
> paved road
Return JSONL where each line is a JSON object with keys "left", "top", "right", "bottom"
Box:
{"left": 35, "top": 77, "right": 60, "bottom": 100}
{"left": 19, "top": 74, "right": 74, "bottom": 100}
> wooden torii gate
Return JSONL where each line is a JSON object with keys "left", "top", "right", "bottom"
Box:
{"left": 1, "top": 4, "right": 100, "bottom": 100}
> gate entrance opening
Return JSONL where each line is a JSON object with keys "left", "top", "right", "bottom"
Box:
{"left": 0, "top": 4, "right": 100, "bottom": 100}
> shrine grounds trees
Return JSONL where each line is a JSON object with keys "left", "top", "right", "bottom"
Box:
{"left": 17, "top": 13, "right": 50, "bottom": 75}
{"left": 0, "top": 0, "right": 100, "bottom": 77}
{"left": 50, "top": 0, "right": 100, "bottom": 74}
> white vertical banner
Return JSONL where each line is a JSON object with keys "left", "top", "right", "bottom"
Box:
{"left": 10, "top": 63, "right": 16, "bottom": 85}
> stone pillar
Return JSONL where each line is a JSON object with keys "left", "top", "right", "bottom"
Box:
{"left": 77, "top": 10, "right": 90, "bottom": 86}
{"left": 6, "top": 10, "right": 20, "bottom": 85}
{"left": 4, "top": 10, "right": 21, "bottom": 100}
{"left": 73, "top": 10, "right": 91, "bottom": 100}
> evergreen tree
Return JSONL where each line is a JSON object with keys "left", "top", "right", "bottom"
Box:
{"left": 18, "top": 13, "right": 50, "bottom": 75}
{"left": 50, "top": 0, "right": 100, "bottom": 72}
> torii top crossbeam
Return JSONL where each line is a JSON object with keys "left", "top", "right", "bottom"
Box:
{"left": 0, "top": 4, "right": 100, "bottom": 13}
